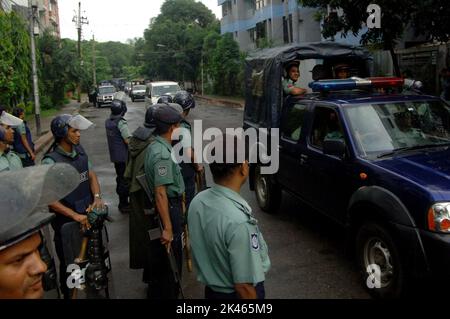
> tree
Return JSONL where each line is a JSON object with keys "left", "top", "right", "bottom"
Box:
{"left": 142, "top": 0, "right": 217, "bottom": 88}
{"left": 300, "top": 0, "right": 450, "bottom": 77}
{"left": 209, "top": 33, "right": 243, "bottom": 96}
{"left": 0, "top": 12, "right": 31, "bottom": 108}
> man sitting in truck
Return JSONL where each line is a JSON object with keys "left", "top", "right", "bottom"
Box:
{"left": 282, "top": 61, "right": 307, "bottom": 96}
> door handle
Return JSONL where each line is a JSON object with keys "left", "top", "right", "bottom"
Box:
{"left": 300, "top": 154, "right": 308, "bottom": 165}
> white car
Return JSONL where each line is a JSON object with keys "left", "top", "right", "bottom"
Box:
{"left": 145, "top": 81, "right": 181, "bottom": 106}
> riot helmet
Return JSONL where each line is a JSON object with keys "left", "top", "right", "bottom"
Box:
{"left": 173, "top": 90, "right": 195, "bottom": 111}
{"left": 50, "top": 114, "right": 93, "bottom": 140}
{"left": 157, "top": 95, "right": 173, "bottom": 104}
{"left": 111, "top": 100, "right": 126, "bottom": 116}
{"left": 0, "top": 164, "right": 80, "bottom": 251}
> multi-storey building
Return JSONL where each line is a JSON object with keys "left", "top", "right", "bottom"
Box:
{"left": 0, "top": 0, "right": 60, "bottom": 38}
{"left": 219, "top": 0, "right": 362, "bottom": 52}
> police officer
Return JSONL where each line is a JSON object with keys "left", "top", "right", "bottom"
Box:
{"left": 334, "top": 63, "right": 351, "bottom": 79}
{"left": 0, "top": 110, "right": 24, "bottom": 172}
{"left": 188, "top": 135, "right": 271, "bottom": 299}
{"left": 12, "top": 107, "right": 36, "bottom": 167}
{"left": 125, "top": 105, "right": 159, "bottom": 286}
{"left": 0, "top": 164, "right": 80, "bottom": 299}
{"left": 106, "top": 99, "right": 131, "bottom": 213}
{"left": 282, "top": 61, "right": 307, "bottom": 96}
{"left": 144, "top": 105, "right": 185, "bottom": 299}
{"left": 173, "top": 91, "right": 203, "bottom": 208}
{"left": 41, "top": 114, "right": 105, "bottom": 298}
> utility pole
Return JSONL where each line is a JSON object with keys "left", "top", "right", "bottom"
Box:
{"left": 92, "top": 34, "right": 96, "bottom": 86}
{"left": 29, "top": 0, "right": 41, "bottom": 136}
{"left": 201, "top": 55, "right": 204, "bottom": 96}
{"left": 285, "top": 0, "right": 292, "bottom": 43}
{"left": 73, "top": 2, "right": 88, "bottom": 102}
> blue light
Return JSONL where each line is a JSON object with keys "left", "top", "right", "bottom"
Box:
{"left": 309, "top": 79, "right": 357, "bottom": 92}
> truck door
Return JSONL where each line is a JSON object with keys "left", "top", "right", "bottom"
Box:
{"left": 301, "top": 104, "right": 353, "bottom": 222}
{"left": 278, "top": 101, "right": 311, "bottom": 199}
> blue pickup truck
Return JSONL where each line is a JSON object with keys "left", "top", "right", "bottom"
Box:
{"left": 244, "top": 43, "right": 450, "bottom": 298}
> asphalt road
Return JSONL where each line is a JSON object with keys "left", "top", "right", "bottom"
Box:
{"left": 74, "top": 96, "right": 370, "bottom": 299}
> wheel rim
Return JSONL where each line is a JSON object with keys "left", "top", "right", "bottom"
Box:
{"left": 363, "top": 237, "right": 394, "bottom": 288}
{"left": 255, "top": 169, "right": 268, "bottom": 208}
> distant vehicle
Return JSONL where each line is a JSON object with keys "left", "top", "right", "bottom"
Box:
{"left": 124, "top": 82, "right": 132, "bottom": 94}
{"left": 99, "top": 80, "right": 112, "bottom": 87}
{"left": 130, "top": 84, "right": 147, "bottom": 102}
{"left": 145, "top": 81, "right": 181, "bottom": 106}
{"left": 96, "top": 85, "right": 116, "bottom": 108}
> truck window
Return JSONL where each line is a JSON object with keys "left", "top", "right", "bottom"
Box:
{"left": 281, "top": 103, "right": 308, "bottom": 141}
{"left": 310, "top": 107, "right": 345, "bottom": 149}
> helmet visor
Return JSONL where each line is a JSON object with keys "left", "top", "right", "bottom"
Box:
{"left": 0, "top": 111, "right": 23, "bottom": 128}
{"left": 68, "top": 114, "right": 94, "bottom": 130}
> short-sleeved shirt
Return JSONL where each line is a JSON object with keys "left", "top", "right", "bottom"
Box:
{"left": 144, "top": 135, "right": 185, "bottom": 198}
{"left": 324, "top": 130, "right": 345, "bottom": 143}
{"left": 42, "top": 145, "right": 93, "bottom": 169}
{"left": 0, "top": 149, "right": 23, "bottom": 172}
{"left": 188, "top": 185, "right": 271, "bottom": 293}
{"left": 282, "top": 78, "right": 306, "bottom": 95}
{"left": 118, "top": 119, "right": 131, "bottom": 140}
{"left": 15, "top": 123, "right": 28, "bottom": 159}
{"left": 16, "top": 122, "right": 26, "bottom": 135}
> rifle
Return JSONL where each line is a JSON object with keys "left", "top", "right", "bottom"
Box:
{"left": 136, "top": 174, "right": 185, "bottom": 299}
{"left": 195, "top": 169, "right": 207, "bottom": 192}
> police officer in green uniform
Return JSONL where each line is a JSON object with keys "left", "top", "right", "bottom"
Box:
{"left": 282, "top": 61, "right": 307, "bottom": 96}
{"left": 144, "top": 104, "right": 185, "bottom": 299}
{"left": 188, "top": 135, "right": 271, "bottom": 299}
{"left": 41, "top": 114, "right": 105, "bottom": 298}
{"left": 0, "top": 109, "right": 24, "bottom": 172}
{"left": 173, "top": 91, "right": 203, "bottom": 208}
{"left": 0, "top": 164, "right": 80, "bottom": 299}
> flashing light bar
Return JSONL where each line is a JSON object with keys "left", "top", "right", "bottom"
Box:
{"left": 309, "top": 77, "right": 405, "bottom": 92}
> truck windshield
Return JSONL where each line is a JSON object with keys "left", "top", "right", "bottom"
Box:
{"left": 99, "top": 87, "right": 115, "bottom": 94}
{"left": 152, "top": 85, "right": 180, "bottom": 97}
{"left": 343, "top": 100, "right": 450, "bottom": 158}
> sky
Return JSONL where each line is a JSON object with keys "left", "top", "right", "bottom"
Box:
{"left": 59, "top": 0, "right": 222, "bottom": 43}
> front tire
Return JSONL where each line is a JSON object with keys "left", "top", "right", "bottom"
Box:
{"left": 356, "top": 222, "right": 405, "bottom": 298}
{"left": 254, "top": 165, "right": 281, "bottom": 213}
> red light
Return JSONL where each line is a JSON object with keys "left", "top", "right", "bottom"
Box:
{"left": 368, "top": 77, "right": 404, "bottom": 88}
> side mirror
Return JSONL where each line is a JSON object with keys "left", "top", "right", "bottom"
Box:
{"left": 323, "top": 139, "right": 346, "bottom": 158}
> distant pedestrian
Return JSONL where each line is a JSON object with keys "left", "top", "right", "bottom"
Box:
{"left": 12, "top": 107, "right": 36, "bottom": 167}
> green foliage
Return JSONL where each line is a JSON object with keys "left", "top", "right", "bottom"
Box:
{"left": 208, "top": 33, "right": 244, "bottom": 96}
{"left": 142, "top": 0, "right": 218, "bottom": 89}
{"left": 0, "top": 12, "right": 31, "bottom": 109}
{"left": 300, "top": 0, "right": 450, "bottom": 75}
{"left": 38, "top": 33, "right": 79, "bottom": 108}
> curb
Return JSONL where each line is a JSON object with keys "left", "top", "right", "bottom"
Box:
{"left": 195, "top": 95, "right": 244, "bottom": 109}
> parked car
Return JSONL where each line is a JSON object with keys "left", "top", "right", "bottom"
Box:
{"left": 245, "top": 42, "right": 450, "bottom": 298}
{"left": 145, "top": 81, "right": 181, "bottom": 106}
{"left": 96, "top": 85, "right": 116, "bottom": 107}
{"left": 130, "top": 84, "right": 147, "bottom": 102}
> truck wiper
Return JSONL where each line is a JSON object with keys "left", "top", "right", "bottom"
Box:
{"left": 377, "top": 143, "right": 450, "bottom": 159}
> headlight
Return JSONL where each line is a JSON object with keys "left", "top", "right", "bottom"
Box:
{"left": 428, "top": 203, "right": 450, "bottom": 233}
